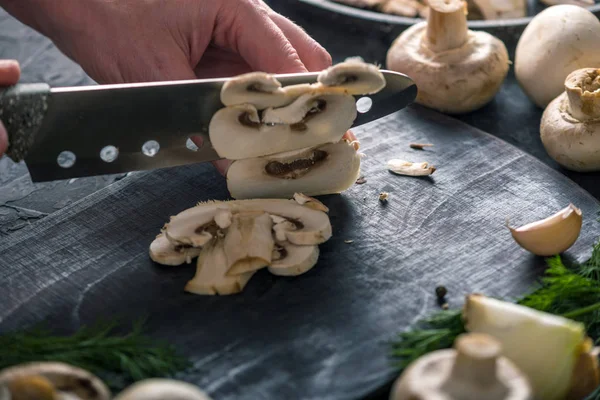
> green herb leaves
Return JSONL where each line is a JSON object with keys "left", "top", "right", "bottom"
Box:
{"left": 0, "top": 318, "right": 190, "bottom": 391}
{"left": 391, "top": 237, "right": 600, "bottom": 371}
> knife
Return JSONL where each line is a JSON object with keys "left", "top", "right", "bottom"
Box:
{"left": 0, "top": 70, "right": 417, "bottom": 182}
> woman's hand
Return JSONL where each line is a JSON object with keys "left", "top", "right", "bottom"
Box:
{"left": 0, "top": 60, "right": 21, "bottom": 158}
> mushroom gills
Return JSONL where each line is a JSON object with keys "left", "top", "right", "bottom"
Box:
{"left": 185, "top": 237, "right": 255, "bottom": 296}
{"left": 227, "top": 140, "right": 361, "bottom": 200}
{"left": 268, "top": 242, "right": 320, "bottom": 276}
{"left": 317, "top": 60, "right": 386, "bottom": 95}
{"left": 224, "top": 211, "right": 275, "bottom": 276}
{"left": 149, "top": 234, "right": 202, "bottom": 266}
{"left": 209, "top": 93, "right": 357, "bottom": 160}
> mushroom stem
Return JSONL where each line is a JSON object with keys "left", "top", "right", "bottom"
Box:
{"left": 425, "top": 0, "right": 469, "bottom": 52}
{"left": 565, "top": 68, "right": 600, "bottom": 122}
{"left": 446, "top": 333, "right": 504, "bottom": 389}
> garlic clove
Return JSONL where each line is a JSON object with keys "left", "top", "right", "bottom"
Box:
{"left": 508, "top": 204, "right": 582, "bottom": 256}
{"left": 387, "top": 159, "right": 436, "bottom": 176}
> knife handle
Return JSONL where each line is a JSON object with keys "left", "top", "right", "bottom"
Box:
{"left": 0, "top": 83, "right": 51, "bottom": 162}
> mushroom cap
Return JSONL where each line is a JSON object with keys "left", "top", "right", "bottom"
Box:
{"left": 540, "top": 92, "right": 600, "bottom": 172}
{"left": 226, "top": 140, "right": 361, "bottom": 200}
{"left": 0, "top": 362, "right": 110, "bottom": 400}
{"left": 163, "top": 205, "right": 227, "bottom": 247}
{"left": 114, "top": 379, "right": 212, "bottom": 400}
{"left": 150, "top": 233, "right": 202, "bottom": 266}
{"left": 209, "top": 93, "right": 357, "bottom": 160}
{"left": 515, "top": 5, "right": 600, "bottom": 109}
{"left": 268, "top": 243, "right": 320, "bottom": 276}
{"left": 386, "top": 22, "right": 510, "bottom": 114}
{"left": 317, "top": 60, "right": 386, "bottom": 95}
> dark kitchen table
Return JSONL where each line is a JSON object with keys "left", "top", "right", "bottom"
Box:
{"left": 1, "top": 3, "right": 599, "bottom": 399}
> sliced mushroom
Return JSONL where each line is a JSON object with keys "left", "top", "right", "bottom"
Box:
{"left": 163, "top": 205, "right": 229, "bottom": 247}
{"left": 224, "top": 211, "right": 274, "bottom": 276}
{"left": 293, "top": 192, "right": 330, "bottom": 212}
{"left": 220, "top": 72, "right": 289, "bottom": 109}
{"left": 114, "top": 378, "right": 212, "bottom": 400}
{"left": 235, "top": 199, "right": 332, "bottom": 245}
{"left": 268, "top": 242, "right": 320, "bottom": 276}
{"left": 149, "top": 233, "right": 203, "bottom": 266}
{"left": 262, "top": 92, "right": 329, "bottom": 125}
{"left": 0, "top": 362, "right": 110, "bottom": 400}
{"left": 184, "top": 237, "right": 256, "bottom": 295}
{"left": 153, "top": 197, "right": 332, "bottom": 295}
{"left": 209, "top": 93, "right": 357, "bottom": 160}
{"left": 226, "top": 140, "right": 361, "bottom": 200}
{"left": 317, "top": 60, "right": 386, "bottom": 95}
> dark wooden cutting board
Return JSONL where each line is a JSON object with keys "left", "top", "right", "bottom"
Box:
{"left": 1, "top": 102, "right": 599, "bottom": 400}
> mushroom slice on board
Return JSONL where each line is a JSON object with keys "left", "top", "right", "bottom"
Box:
{"left": 268, "top": 242, "right": 320, "bottom": 276}
{"left": 224, "top": 211, "right": 275, "bottom": 276}
{"left": 226, "top": 140, "right": 361, "bottom": 200}
{"left": 386, "top": 0, "right": 510, "bottom": 114}
{"left": 233, "top": 199, "right": 332, "bottom": 246}
{"left": 0, "top": 362, "right": 110, "bottom": 400}
{"left": 114, "top": 378, "right": 213, "bottom": 400}
{"left": 149, "top": 233, "right": 203, "bottom": 266}
{"left": 209, "top": 93, "right": 357, "bottom": 160}
{"left": 185, "top": 237, "right": 255, "bottom": 295}
{"left": 163, "top": 205, "right": 229, "bottom": 247}
{"left": 317, "top": 60, "right": 386, "bottom": 95}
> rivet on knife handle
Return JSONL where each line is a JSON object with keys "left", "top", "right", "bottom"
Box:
{"left": 0, "top": 83, "right": 51, "bottom": 162}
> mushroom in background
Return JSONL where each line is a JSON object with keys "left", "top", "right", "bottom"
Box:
{"left": 150, "top": 195, "right": 333, "bottom": 296}
{"left": 390, "top": 333, "right": 533, "bottom": 400}
{"left": 540, "top": 68, "right": 600, "bottom": 172}
{"left": 515, "top": 5, "right": 600, "bottom": 109}
{"left": 386, "top": 0, "right": 510, "bottom": 114}
{"left": 468, "top": 0, "right": 526, "bottom": 19}
{"left": 0, "top": 362, "right": 110, "bottom": 400}
{"left": 114, "top": 378, "right": 213, "bottom": 400}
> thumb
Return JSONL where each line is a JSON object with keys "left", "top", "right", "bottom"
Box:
{"left": 215, "top": 1, "right": 307, "bottom": 74}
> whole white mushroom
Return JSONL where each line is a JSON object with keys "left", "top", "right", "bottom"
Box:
{"left": 515, "top": 5, "right": 600, "bottom": 109}
{"left": 540, "top": 68, "right": 600, "bottom": 172}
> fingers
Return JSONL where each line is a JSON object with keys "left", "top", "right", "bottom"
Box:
{"left": 0, "top": 60, "right": 20, "bottom": 86}
{"left": 268, "top": 13, "right": 332, "bottom": 72}
{"left": 215, "top": 0, "right": 307, "bottom": 74}
{"left": 343, "top": 130, "right": 358, "bottom": 142}
{"left": 194, "top": 47, "right": 253, "bottom": 79}
{"left": 0, "top": 121, "right": 7, "bottom": 157}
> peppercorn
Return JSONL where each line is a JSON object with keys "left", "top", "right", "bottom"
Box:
{"left": 435, "top": 285, "right": 447, "bottom": 300}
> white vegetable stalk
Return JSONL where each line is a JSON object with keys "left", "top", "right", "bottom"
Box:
{"left": 425, "top": 0, "right": 469, "bottom": 52}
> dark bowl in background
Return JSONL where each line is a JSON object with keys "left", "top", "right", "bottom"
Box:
{"left": 281, "top": 0, "right": 600, "bottom": 63}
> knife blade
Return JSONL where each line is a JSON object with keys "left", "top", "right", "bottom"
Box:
{"left": 0, "top": 70, "right": 417, "bottom": 182}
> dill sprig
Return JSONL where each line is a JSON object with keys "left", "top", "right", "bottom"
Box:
{"left": 391, "top": 235, "right": 600, "bottom": 370}
{"left": 390, "top": 309, "right": 464, "bottom": 369}
{"left": 0, "top": 318, "right": 190, "bottom": 392}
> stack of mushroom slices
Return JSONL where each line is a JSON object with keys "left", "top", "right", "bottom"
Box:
{"left": 210, "top": 59, "right": 386, "bottom": 200}
{"left": 149, "top": 194, "right": 333, "bottom": 296}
